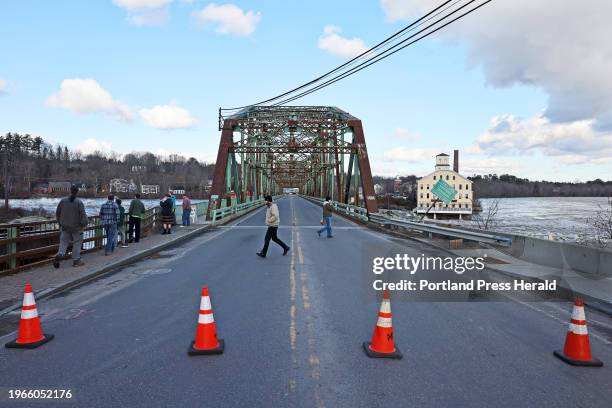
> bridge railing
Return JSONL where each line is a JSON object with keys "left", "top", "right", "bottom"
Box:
{"left": 211, "top": 198, "right": 265, "bottom": 225}
{"left": 301, "top": 196, "right": 369, "bottom": 222}
{"left": 369, "top": 213, "right": 513, "bottom": 246}
{"left": 0, "top": 205, "right": 165, "bottom": 276}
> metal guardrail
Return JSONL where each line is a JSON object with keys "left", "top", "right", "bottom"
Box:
{"left": 211, "top": 198, "right": 265, "bottom": 225}
{"left": 368, "top": 213, "right": 513, "bottom": 246}
{"left": 0, "top": 200, "right": 211, "bottom": 275}
{"left": 300, "top": 195, "right": 369, "bottom": 222}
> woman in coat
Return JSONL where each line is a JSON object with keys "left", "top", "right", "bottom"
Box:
{"left": 160, "top": 194, "right": 174, "bottom": 234}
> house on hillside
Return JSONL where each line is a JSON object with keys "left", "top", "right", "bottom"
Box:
{"left": 141, "top": 184, "right": 160, "bottom": 195}
{"left": 48, "top": 181, "right": 72, "bottom": 193}
{"left": 109, "top": 179, "right": 137, "bottom": 194}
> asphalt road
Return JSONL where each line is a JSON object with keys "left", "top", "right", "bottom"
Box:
{"left": 1, "top": 195, "right": 612, "bottom": 408}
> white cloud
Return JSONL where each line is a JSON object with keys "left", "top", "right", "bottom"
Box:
{"left": 459, "top": 157, "right": 520, "bottom": 176}
{"left": 156, "top": 148, "right": 216, "bottom": 163}
{"left": 113, "top": 0, "right": 173, "bottom": 26}
{"left": 47, "top": 78, "right": 133, "bottom": 121}
{"left": 76, "top": 138, "right": 113, "bottom": 155}
{"left": 476, "top": 114, "right": 612, "bottom": 165}
{"left": 318, "top": 25, "right": 369, "bottom": 58}
{"left": 193, "top": 3, "right": 261, "bottom": 36}
{"left": 139, "top": 101, "right": 196, "bottom": 129}
{"left": 113, "top": 0, "right": 173, "bottom": 10}
{"left": 380, "top": 0, "right": 612, "bottom": 130}
{"left": 382, "top": 147, "right": 439, "bottom": 162}
{"left": 395, "top": 127, "right": 421, "bottom": 141}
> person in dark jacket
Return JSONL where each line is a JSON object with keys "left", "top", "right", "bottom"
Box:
{"left": 54, "top": 185, "right": 89, "bottom": 268}
{"left": 128, "top": 193, "right": 145, "bottom": 243}
{"left": 160, "top": 193, "right": 174, "bottom": 234}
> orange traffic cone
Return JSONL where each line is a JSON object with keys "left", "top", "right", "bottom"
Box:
{"left": 363, "top": 290, "right": 402, "bottom": 359}
{"left": 5, "top": 283, "right": 54, "bottom": 349}
{"left": 554, "top": 297, "right": 602, "bottom": 367}
{"left": 188, "top": 286, "right": 224, "bottom": 355}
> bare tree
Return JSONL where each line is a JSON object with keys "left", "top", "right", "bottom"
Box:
{"left": 473, "top": 198, "right": 501, "bottom": 230}
{"left": 586, "top": 201, "right": 612, "bottom": 248}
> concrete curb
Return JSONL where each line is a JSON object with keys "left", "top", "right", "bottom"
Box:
{"left": 0, "top": 224, "right": 214, "bottom": 318}
{"left": 366, "top": 220, "right": 612, "bottom": 315}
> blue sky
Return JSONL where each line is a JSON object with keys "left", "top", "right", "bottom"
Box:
{"left": 1, "top": 0, "right": 611, "bottom": 181}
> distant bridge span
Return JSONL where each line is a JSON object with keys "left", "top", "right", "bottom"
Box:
{"left": 210, "top": 106, "right": 378, "bottom": 214}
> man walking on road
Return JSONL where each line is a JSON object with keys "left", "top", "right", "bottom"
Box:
{"left": 317, "top": 195, "right": 334, "bottom": 238}
{"left": 100, "top": 195, "right": 119, "bottom": 255}
{"left": 54, "top": 185, "right": 89, "bottom": 268}
{"left": 257, "top": 195, "right": 290, "bottom": 258}
{"left": 128, "top": 193, "right": 145, "bottom": 243}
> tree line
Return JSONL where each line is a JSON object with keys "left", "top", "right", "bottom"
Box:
{"left": 1, "top": 132, "right": 215, "bottom": 201}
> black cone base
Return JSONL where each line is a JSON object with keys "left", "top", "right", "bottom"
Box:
{"left": 363, "top": 341, "right": 402, "bottom": 359}
{"left": 554, "top": 350, "right": 603, "bottom": 367}
{"left": 5, "top": 334, "right": 54, "bottom": 349}
{"left": 188, "top": 339, "right": 224, "bottom": 356}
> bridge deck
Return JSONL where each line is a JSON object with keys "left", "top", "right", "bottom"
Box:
{"left": 1, "top": 196, "right": 611, "bottom": 407}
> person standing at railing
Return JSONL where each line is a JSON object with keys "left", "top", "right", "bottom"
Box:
{"left": 181, "top": 194, "right": 192, "bottom": 227}
{"left": 317, "top": 195, "right": 334, "bottom": 238}
{"left": 115, "top": 198, "right": 128, "bottom": 248}
{"left": 256, "top": 195, "right": 290, "bottom": 258}
{"left": 100, "top": 195, "right": 120, "bottom": 256}
{"left": 160, "top": 193, "right": 174, "bottom": 234}
{"left": 128, "top": 193, "right": 145, "bottom": 243}
{"left": 53, "top": 185, "right": 88, "bottom": 268}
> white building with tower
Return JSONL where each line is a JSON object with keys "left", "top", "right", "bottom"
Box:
{"left": 416, "top": 150, "right": 473, "bottom": 219}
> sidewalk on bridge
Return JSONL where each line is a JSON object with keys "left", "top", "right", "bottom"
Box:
{"left": 416, "top": 235, "right": 612, "bottom": 313}
{"left": 0, "top": 221, "right": 210, "bottom": 317}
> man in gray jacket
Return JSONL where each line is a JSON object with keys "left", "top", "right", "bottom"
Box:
{"left": 54, "top": 185, "right": 89, "bottom": 268}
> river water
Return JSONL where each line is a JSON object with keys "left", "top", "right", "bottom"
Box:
{"left": 456, "top": 197, "right": 611, "bottom": 242}
{"left": 6, "top": 196, "right": 611, "bottom": 243}
{"left": 6, "top": 197, "right": 207, "bottom": 217}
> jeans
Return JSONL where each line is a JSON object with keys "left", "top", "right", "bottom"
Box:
{"left": 57, "top": 229, "right": 83, "bottom": 260}
{"left": 318, "top": 216, "right": 332, "bottom": 237}
{"left": 128, "top": 216, "right": 141, "bottom": 242}
{"left": 116, "top": 223, "right": 125, "bottom": 245}
{"left": 182, "top": 208, "right": 191, "bottom": 226}
{"left": 104, "top": 223, "right": 117, "bottom": 253}
{"left": 261, "top": 226, "right": 288, "bottom": 256}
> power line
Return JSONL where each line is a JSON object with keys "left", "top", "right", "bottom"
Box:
{"left": 273, "top": 0, "right": 492, "bottom": 106}
{"left": 221, "top": 0, "right": 458, "bottom": 111}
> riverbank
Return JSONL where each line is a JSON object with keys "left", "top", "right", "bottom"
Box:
{"left": 0, "top": 206, "right": 51, "bottom": 223}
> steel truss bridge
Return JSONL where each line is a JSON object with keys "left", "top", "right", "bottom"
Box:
{"left": 211, "top": 106, "right": 378, "bottom": 214}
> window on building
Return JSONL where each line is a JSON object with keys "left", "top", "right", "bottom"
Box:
{"left": 426, "top": 193, "right": 429, "bottom": 199}
{"left": 452, "top": 204, "right": 455, "bottom": 208}
{"left": 446, "top": 175, "right": 449, "bottom": 180}
{"left": 420, "top": 193, "right": 423, "bottom": 198}
{"left": 453, "top": 175, "right": 455, "bottom": 180}
{"left": 459, "top": 184, "right": 462, "bottom": 190}
{"left": 427, "top": 184, "right": 429, "bottom": 189}
{"left": 433, "top": 175, "right": 436, "bottom": 180}
{"left": 420, "top": 184, "right": 423, "bottom": 190}
{"left": 466, "top": 184, "right": 469, "bottom": 190}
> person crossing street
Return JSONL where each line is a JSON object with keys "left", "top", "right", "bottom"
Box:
{"left": 256, "top": 195, "right": 290, "bottom": 258}
{"left": 317, "top": 195, "right": 334, "bottom": 238}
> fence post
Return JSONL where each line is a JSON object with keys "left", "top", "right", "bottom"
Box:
{"left": 94, "top": 218, "right": 103, "bottom": 249}
{"left": 7, "top": 226, "right": 17, "bottom": 269}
